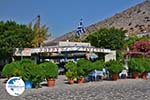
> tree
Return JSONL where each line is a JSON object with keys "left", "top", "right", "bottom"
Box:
{"left": 85, "top": 27, "right": 127, "bottom": 60}
{"left": 124, "top": 35, "right": 150, "bottom": 50}
{"left": 85, "top": 27, "right": 127, "bottom": 50}
{"left": 0, "top": 20, "right": 34, "bottom": 62}
{"left": 28, "top": 16, "right": 50, "bottom": 47}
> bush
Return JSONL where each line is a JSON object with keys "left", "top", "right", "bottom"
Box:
{"left": 92, "top": 60, "right": 104, "bottom": 70}
{"left": 16, "top": 59, "right": 45, "bottom": 88}
{"left": 30, "top": 64, "right": 45, "bottom": 86}
{"left": 76, "top": 59, "right": 93, "bottom": 78}
{"left": 2, "top": 61, "right": 22, "bottom": 77}
{"left": 128, "top": 58, "right": 145, "bottom": 73}
{"left": 39, "top": 61, "right": 58, "bottom": 79}
{"left": 141, "top": 59, "right": 150, "bottom": 73}
{"left": 105, "top": 60, "right": 124, "bottom": 74}
{"left": 64, "top": 61, "right": 77, "bottom": 71}
{"left": 19, "top": 59, "right": 35, "bottom": 81}
{"left": 65, "top": 71, "right": 77, "bottom": 80}
{"left": 64, "top": 61, "right": 77, "bottom": 80}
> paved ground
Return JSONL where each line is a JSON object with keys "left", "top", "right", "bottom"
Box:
{"left": 0, "top": 76, "right": 150, "bottom": 100}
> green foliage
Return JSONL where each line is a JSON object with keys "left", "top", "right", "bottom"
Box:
{"left": 19, "top": 59, "right": 45, "bottom": 87}
{"left": 65, "top": 60, "right": 104, "bottom": 79}
{"left": 128, "top": 58, "right": 145, "bottom": 73}
{"left": 92, "top": 60, "right": 104, "bottom": 70}
{"left": 0, "top": 20, "right": 34, "bottom": 60}
{"left": 76, "top": 59, "right": 93, "bottom": 77}
{"left": 19, "top": 59, "right": 35, "bottom": 67}
{"left": 142, "top": 59, "right": 150, "bottom": 72}
{"left": 105, "top": 60, "right": 124, "bottom": 74}
{"left": 19, "top": 59, "right": 36, "bottom": 81}
{"left": 17, "top": 59, "right": 40, "bottom": 86}
{"left": 39, "top": 62, "right": 58, "bottom": 79}
{"left": 64, "top": 61, "right": 77, "bottom": 79}
{"left": 29, "top": 19, "right": 50, "bottom": 47}
{"left": 64, "top": 61, "right": 77, "bottom": 71}
{"left": 124, "top": 35, "right": 138, "bottom": 49}
{"left": 85, "top": 27, "right": 127, "bottom": 60}
{"left": 29, "top": 64, "right": 45, "bottom": 85}
{"left": 85, "top": 27, "right": 127, "bottom": 50}
{"left": 2, "top": 61, "right": 22, "bottom": 77}
{"left": 125, "top": 35, "right": 150, "bottom": 49}
{"left": 2, "top": 59, "right": 59, "bottom": 88}
{"left": 65, "top": 71, "right": 77, "bottom": 80}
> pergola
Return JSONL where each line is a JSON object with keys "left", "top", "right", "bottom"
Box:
{"left": 13, "top": 41, "right": 116, "bottom": 63}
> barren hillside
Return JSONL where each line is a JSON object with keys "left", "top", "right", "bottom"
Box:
{"left": 45, "top": 1, "right": 150, "bottom": 46}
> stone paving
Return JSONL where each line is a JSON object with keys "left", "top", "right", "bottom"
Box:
{"left": 1, "top": 76, "right": 150, "bottom": 100}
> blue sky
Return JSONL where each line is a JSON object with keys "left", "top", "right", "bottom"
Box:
{"left": 0, "top": 0, "right": 145, "bottom": 38}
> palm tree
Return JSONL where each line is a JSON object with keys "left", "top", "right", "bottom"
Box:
{"left": 28, "top": 15, "right": 51, "bottom": 47}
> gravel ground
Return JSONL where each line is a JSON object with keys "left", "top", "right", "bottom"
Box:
{"left": 0, "top": 76, "right": 150, "bottom": 100}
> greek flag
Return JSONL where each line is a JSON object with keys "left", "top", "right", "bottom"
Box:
{"left": 76, "top": 19, "right": 86, "bottom": 36}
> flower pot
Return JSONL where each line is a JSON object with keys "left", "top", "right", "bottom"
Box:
{"left": 25, "top": 80, "right": 32, "bottom": 89}
{"left": 48, "top": 78, "right": 55, "bottom": 87}
{"left": 133, "top": 72, "right": 138, "bottom": 79}
{"left": 112, "top": 74, "right": 118, "bottom": 81}
{"left": 77, "top": 77, "right": 85, "bottom": 84}
{"left": 141, "top": 72, "right": 146, "bottom": 79}
{"left": 68, "top": 79, "right": 74, "bottom": 84}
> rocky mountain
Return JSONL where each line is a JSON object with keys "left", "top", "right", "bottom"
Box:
{"left": 45, "top": 1, "right": 150, "bottom": 46}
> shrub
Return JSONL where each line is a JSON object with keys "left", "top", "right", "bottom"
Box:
{"left": 128, "top": 58, "right": 145, "bottom": 73}
{"left": 19, "top": 59, "right": 35, "bottom": 81}
{"left": 142, "top": 59, "right": 150, "bottom": 73}
{"left": 20, "top": 59, "right": 45, "bottom": 88}
{"left": 64, "top": 61, "right": 77, "bottom": 80}
{"left": 105, "top": 60, "right": 124, "bottom": 74}
{"left": 39, "top": 61, "right": 58, "bottom": 79}
{"left": 65, "top": 71, "right": 77, "bottom": 80}
{"left": 2, "top": 61, "right": 22, "bottom": 77}
{"left": 92, "top": 60, "right": 104, "bottom": 70}
{"left": 76, "top": 59, "right": 93, "bottom": 78}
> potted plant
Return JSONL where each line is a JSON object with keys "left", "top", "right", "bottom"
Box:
{"left": 88, "top": 60, "right": 104, "bottom": 81}
{"left": 20, "top": 59, "right": 44, "bottom": 88}
{"left": 76, "top": 59, "right": 92, "bottom": 83}
{"left": 65, "top": 71, "right": 76, "bottom": 84}
{"left": 64, "top": 61, "right": 77, "bottom": 84}
{"left": 40, "top": 61, "right": 58, "bottom": 87}
{"left": 2, "top": 61, "right": 22, "bottom": 78}
{"left": 142, "top": 59, "right": 150, "bottom": 79}
{"left": 92, "top": 60, "right": 104, "bottom": 71}
{"left": 128, "top": 58, "right": 145, "bottom": 79}
{"left": 30, "top": 64, "right": 45, "bottom": 88}
{"left": 105, "top": 60, "right": 124, "bottom": 80}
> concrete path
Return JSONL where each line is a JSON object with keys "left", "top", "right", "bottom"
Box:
{"left": 0, "top": 76, "right": 150, "bottom": 100}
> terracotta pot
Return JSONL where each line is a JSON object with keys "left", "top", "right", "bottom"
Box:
{"left": 77, "top": 77, "right": 85, "bottom": 84}
{"left": 68, "top": 79, "right": 74, "bottom": 84}
{"left": 112, "top": 74, "right": 118, "bottom": 81}
{"left": 133, "top": 72, "right": 138, "bottom": 79}
{"left": 48, "top": 78, "right": 55, "bottom": 87}
{"left": 141, "top": 72, "right": 146, "bottom": 79}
